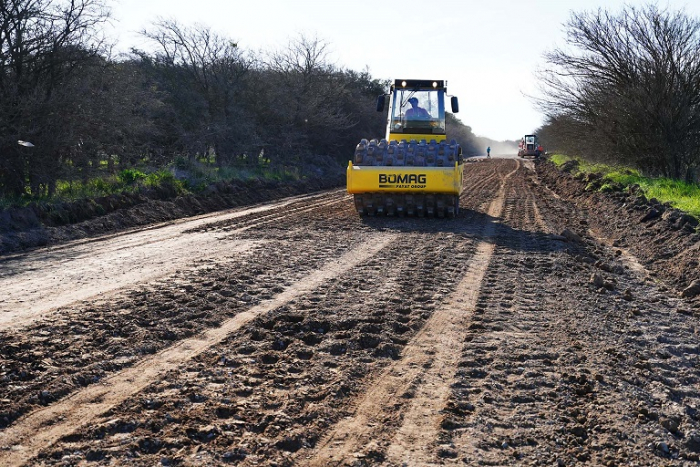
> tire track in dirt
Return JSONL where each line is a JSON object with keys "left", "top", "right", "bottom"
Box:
{"left": 182, "top": 192, "right": 345, "bottom": 234}
{"left": 460, "top": 161, "right": 501, "bottom": 212}
{"left": 33, "top": 219, "right": 479, "bottom": 466}
{"left": 441, "top": 163, "right": 588, "bottom": 465}
{"left": 0, "top": 192, "right": 346, "bottom": 330}
{"left": 440, "top": 161, "right": 700, "bottom": 466}
{"left": 0, "top": 232, "right": 395, "bottom": 467}
{"left": 525, "top": 161, "right": 650, "bottom": 277}
{"left": 303, "top": 160, "right": 520, "bottom": 466}
{"left": 503, "top": 169, "right": 549, "bottom": 235}
{"left": 0, "top": 196, "right": 371, "bottom": 442}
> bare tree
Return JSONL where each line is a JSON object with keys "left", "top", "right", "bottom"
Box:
{"left": 139, "top": 20, "right": 254, "bottom": 165}
{"left": 0, "top": 0, "right": 110, "bottom": 196}
{"left": 262, "top": 35, "right": 357, "bottom": 162}
{"left": 536, "top": 4, "right": 700, "bottom": 180}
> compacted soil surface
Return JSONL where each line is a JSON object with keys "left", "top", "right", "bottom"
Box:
{"left": 1, "top": 158, "right": 700, "bottom": 466}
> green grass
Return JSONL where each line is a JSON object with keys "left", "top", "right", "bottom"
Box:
{"left": 0, "top": 159, "right": 307, "bottom": 211}
{"left": 55, "top": 177, "right": 124, "bottom": 199}
{"left": 549, "top": 154, "right": 700, "bottom": 217}
{"left": 52, "top": 168, "right": 186, "bottom": 201}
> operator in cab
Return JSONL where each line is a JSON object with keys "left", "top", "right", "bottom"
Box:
{"left": 405, "top": 97, "right": 430, "bottom": 120}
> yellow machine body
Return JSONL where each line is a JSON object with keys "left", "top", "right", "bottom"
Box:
{"left": 387, "top": 133, "right": 447, "bottom": 144}
{"left": 347, "top": 162, "right": 463, "bottom": 195}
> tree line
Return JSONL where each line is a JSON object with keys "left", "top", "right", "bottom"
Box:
{"left": 0, "top": 0, "right": 484, "bottom": 200}
{"left": 8, "top": 2, "right": 696, "bottom": 202}
{"left": 535, "top": 4, "right": 700, "bottom": 182}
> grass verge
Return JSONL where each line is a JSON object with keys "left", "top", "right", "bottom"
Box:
{"left": 549, "top": 154, "right": 700, "bottom": 218}
{"left": 0, "top": 161, "right": 308, "bottom": 211}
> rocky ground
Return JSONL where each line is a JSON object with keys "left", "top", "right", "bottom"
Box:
{"left": 0, "top": 158, "right": 699, "bottom": 466}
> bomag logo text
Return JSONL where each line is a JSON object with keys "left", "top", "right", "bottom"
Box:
{"left": 379, "top": 174, "right": 426, "bottom": 184}
{"left": 378, "top": 173, "right": 427, "bottom": 189}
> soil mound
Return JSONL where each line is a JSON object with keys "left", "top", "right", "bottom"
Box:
{"left": 536, "top": 159, "right": 700, "bottom": 294}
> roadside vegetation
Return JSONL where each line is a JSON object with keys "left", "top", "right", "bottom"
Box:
{"left": 0, "top": 155, "right": 309, "bottom": 210}
{"left": 536, "top": 5, "right": 700, "bottom": 185}
{"left": 549, "top": 154, "right": 700, "bottom": 217}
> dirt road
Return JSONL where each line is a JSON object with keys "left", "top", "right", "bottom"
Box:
{"left": 1, "top": 159, "right": 699, "bottom": 466}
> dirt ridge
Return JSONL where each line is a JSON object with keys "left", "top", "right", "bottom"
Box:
{"left": 535, "top": 159, "right": 700, "bottom": 295}
{"left": 0, "top": 176, "right": 343, "bottom": 256}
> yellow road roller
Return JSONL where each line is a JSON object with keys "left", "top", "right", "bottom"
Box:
{"left": 347, "top": 79, "right": 463, "bottom": 217}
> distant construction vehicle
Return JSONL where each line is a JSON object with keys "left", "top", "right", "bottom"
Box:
{"left": 346, "top": 79, "right": 463, "bottom": 218}
{"left": 518, "top": 134, "right": 542, "bottom": 158}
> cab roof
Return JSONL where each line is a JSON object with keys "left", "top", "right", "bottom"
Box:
{"left": 392, "top": 79, "right": 447, "bottom": 91}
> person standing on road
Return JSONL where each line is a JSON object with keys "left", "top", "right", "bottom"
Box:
{"left": 486, "top": 146, "right": 491, "bottom": 158}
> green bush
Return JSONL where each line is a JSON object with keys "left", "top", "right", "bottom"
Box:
{"left": 145, "top": 170, "right": 186, "bottom": 194}
{"left": 549, "top": 154, "right": 573, "bottom": 166}
{"left": 118, "top": 169, "right": 147, "bottom": 185}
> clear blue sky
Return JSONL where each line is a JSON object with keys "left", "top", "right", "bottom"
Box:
{"left": 107, "top": 0, "right": 700, "bottom": 142}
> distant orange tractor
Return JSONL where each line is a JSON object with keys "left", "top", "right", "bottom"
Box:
{"left": 517, "top": 134, "right": 542, "bottom": 158}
